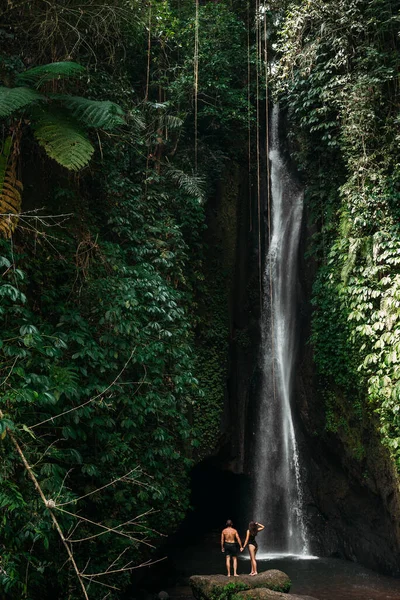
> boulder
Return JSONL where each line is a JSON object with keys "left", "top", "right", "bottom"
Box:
{"left": 189, "top": 570, "right": 291, "bottom": 600}
{"left": 156, "top": 592, "right": 170, "bottom": 600}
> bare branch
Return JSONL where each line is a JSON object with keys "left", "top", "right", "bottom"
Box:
{"left": 7, "top": 427, "right": 89, "bottom": 600}
{"left": 0, "top": 356, "right": 19, "bottom": 387}
{"left": 66, "top": 510, "right": 155, "bottom": 544}
{"left": 82, "top": 556, "right": 167, "bottom": 579}
{"left": 56, "top": 467, "right": 141, "bottom": 507}
{"left": 104, "top": 547, "right": 129, "bottom": 574}
{"left": 31, "top": 349, "right": 136, "bottom": 429}
{"left": 56, "top": 507, "right": 155, "bottom": 548}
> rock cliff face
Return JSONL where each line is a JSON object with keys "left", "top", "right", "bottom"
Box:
{"left": 294, "top": 211, "right": 400, "bottom": 574}
{"left": 206, "top": 149, "right": 400, "bottom": 574}
{"left": 203, "top": 160, "right": 263, "bottom": 474}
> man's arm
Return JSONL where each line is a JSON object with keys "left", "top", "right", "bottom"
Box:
{"left": 235, "top": 530, "right": 243, "bottom": 551}
{"left": 221, "top": 530, "right": 225, "bottom": 552}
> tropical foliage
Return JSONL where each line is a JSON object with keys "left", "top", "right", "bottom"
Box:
{"left": 0, "top": 1, "right": 254, "bottom": 598}
{"left": 273, "top": 0, "right": 400, "bottom": 465}
{"left": 2, "top": 0, "right": 400, "bottom": 598}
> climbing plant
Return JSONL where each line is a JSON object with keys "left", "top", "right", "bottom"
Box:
{"left": 0, "top": 1, "right": 255, "bottom": 598}
{"left": 273, "top": 0, "right": 400, "bottom": 465}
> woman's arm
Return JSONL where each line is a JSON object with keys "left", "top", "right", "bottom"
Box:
{"left": 256, "top": 522, "right": 265, "bottom": 531}
{"left": 242, "top": 530, "right": 250, "bottom": 549}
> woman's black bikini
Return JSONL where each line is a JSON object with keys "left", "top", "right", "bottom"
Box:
{"left": 248, "top": 533, "right": 258, "bottom": 549}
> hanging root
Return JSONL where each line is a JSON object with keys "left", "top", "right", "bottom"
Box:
{"left": 194, "top": 0, "right": 199, "bottom": 172}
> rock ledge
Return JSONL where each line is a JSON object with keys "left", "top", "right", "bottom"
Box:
{"left": 190, "top": 570, "right": 290, "bottom": 600}
{"left": 189, "top": 571, "right": 319, "bottom": 600}
{"left": 233, "top": 589, "right": 319, "bottom": 600}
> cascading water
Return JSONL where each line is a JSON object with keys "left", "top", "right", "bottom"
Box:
{"left": 253, "top": 105, "right": 309, "bottom": 556}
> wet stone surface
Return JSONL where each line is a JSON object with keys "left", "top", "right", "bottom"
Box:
{"left": 190, "top": 570, "right": 291, "bottom": 600}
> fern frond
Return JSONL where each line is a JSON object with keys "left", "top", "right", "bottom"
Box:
{"left": 341, "top": 237, "right": 362, "bottom": 284}
{"left": 147, "top": 101, "right": 170, "bottom": 111}
{"left": 166, "top": 166, "right": 205, "bottom": 202}
{"left": 0, "top": 87, "right": 45, "bottom": 118}
{"left": 58, "top": 95, "right": 125, "bottom": 130}
{"left": 33, "top": 112, "right": 94, "bottom": 171}
{"left": 129, "top": 108, "right": 146, "bottom": 131}
{"left": 0, "top": 137, "right": 22, "bottom": 238}
{"left": 165, "top": 115, "right": 184, "bottom": 130}
{"left": 16, "top": 62, "right": 85, "bottom": 88}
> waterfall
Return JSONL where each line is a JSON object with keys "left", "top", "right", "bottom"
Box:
{"left": 253, "top": 105, "right": 309, "bottom": 555}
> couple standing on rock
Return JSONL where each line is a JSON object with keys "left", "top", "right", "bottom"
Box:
{"left": 221, "top": 519, "right": 264, "bottom": 577}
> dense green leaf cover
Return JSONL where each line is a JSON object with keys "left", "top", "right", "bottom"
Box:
{"left": 274, "top": 0, "right": 400, "bottom": 464}
{"left": 0, "top": 1, "right": 253, "bottom": 598}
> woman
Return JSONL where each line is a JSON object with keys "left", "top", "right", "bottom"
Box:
{"left": 243, "top": 521, "right": 264, "bottom": 575}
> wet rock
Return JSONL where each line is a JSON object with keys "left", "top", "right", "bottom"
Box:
{"left": 189, "top": 570, "right": 291, "bottom": 600}
{"left": 156, "top": 592, "right": 170, "bottom": 600}
{"left": 233, "top": 589, "right": 319, "bottom": 600}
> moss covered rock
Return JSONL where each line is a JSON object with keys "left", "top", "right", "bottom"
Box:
{"left": 189, "top": 570, "right": 291, "bottom": 600}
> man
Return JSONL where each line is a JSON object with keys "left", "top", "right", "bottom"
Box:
{"left": 221, "top": 519, "right": 243, "bottom": 576}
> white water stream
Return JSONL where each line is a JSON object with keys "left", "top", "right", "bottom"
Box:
{"left": 253, "top": 105, "right": 309, "bottom": 555}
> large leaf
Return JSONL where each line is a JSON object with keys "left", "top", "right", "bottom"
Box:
{"left": 16, "top": 62, "right": 85, "bottom": 88}
{"left": 33, "top": 112, "right": 94, "bottom": 171}
{"left": 0, "top": 137, "right": 22, "bottom": 238}
{"left": 58, "top": 95, "right": 125, "bottom": 129}
{"left": 166, "top": 166, "right": 205, "bottom": 202}
{"left": 0, "top": 87, "right": 45, "bottom": 118}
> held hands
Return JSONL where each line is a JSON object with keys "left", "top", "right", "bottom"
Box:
{"left": 240, "top": 547, "right": 244, "bottom": 552}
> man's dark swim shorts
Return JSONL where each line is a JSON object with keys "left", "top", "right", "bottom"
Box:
{"left": 224, "top": 542, "right": 238, "bottom": 557}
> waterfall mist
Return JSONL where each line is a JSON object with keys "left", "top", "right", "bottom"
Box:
{"left": 253, "top": 105, "right": 309, "bottom": 555}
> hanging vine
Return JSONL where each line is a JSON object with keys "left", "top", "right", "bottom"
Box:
{"left": 255, "top": 0, "right": 262, "bottom": 305}
{"left": 145, "top": 1, "right": 152, "bottom": 102}
{"left": 262, "top": 1, "right": 276, "bottom": 401}
{"left": 194, "top": 0, "right": 199, "bottom": 172}
{"left": 247, "top": 0, "right": 252, "bottom": 233}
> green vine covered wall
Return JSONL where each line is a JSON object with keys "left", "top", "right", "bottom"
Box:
{"left": 273, "top": 0, "right": 400, "bottom": 470}
{"left": 0, "top": 2, "right": 252, "bottom": 598}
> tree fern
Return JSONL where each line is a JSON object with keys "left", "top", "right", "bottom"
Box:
{"left": 0, "top": 137, "right": 22, "bottom": 238}
{"left": 15, "top": 62, "right": 85, "bottom": 88}
{"left": 0, "top": 87, "right": 44, "bottom": 118}
{"left": 58, "top": 95, "right": 125, "bottom": 129}
{"left": 33, "top": 112, "right": 94, "bottom": 171}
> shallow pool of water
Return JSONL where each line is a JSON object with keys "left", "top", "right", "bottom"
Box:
{"left": 167, "top": 535, "right": 400, "bottom": 600}
{"left": 251, "top": 554, "right": 400, "bottom": 600}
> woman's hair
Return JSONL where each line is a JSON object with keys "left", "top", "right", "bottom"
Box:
{"left": 249, "top": 521, "right": 258, "bottom": 536}
{"left": 226, "top": 519, "right": 233, "bottom": 527}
